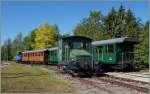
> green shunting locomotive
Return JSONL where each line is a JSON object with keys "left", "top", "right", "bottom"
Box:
{"left": 58, "top": 36, "right": 95, "bottom": 75}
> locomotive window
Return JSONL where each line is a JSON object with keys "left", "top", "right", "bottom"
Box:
{"left": 72, "top": 42, "right": 86, "bottom": 49}
{"left": 107, "top": 44, "right": 113, "bottom": 53}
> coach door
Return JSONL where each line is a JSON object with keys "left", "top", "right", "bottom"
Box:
{"left": 96, "top": 46, "right": 104, "bottom": 62}
{"left": 44, "top": 50, "right": 49, "bottom": 62}
{"left": 105, "top": 44, "right": 116, "bottom": 64}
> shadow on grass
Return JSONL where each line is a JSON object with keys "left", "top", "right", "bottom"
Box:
{"left": 1, "top": 73, "right": 49, "bottom": 78}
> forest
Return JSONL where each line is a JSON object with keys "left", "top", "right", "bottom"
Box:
{"left": 1, "top": 4, "right": 149, "bottom": 67}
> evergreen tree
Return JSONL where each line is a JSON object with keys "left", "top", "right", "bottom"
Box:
{"left": 103, "top": 7, "right": 117, "bottom": 38}
{"left": 23, "top": 29, "right": 36, "bottom": 50}
{"left": 125, "top": 9, "right": 141, "bottom": 38}
{"left": 136, "top": 22, "right": 149, "bottom": 66}
{"left": 115, "top": 4, "right": 126, "bottom": 37}
{"left": 12, "top": 32, "right": 24, "bottom": 59}
{"left": 74, "top": 11, "right": 104, "bottom": 40}
{"left": 1, "top": 38, "right": 13, "bottom": 61}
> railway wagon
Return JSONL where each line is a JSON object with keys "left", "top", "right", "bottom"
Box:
{"left": 21, "top": 49, "right": 49, "bottom": 64}
{"left": 92, "top": 37, "right": 139, "bottom": 70}
{"left": 16, "top": 52, "right": 22, "bottom": 62}
{"left": 48, "top": 47, "right": 58, "bottom": 64}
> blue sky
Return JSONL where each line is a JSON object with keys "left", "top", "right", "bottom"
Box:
{"left": 2, "top": 1, "right": 148, "bottom": 44}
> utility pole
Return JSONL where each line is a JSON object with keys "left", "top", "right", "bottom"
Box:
{"left": 6, "top": 45, "right": 8, "bottom": 63}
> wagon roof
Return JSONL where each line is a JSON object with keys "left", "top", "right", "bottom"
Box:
{"left": 61, "top": 35, "right": 92, "bottom": 41}
{"left": 92, "top": 37, "right": 139, "bottom": 45}
{"left": 22, "top": 49, "right": 48, "bottom": 53}
{"left": 48, "top": 47, "right": 58, "bottom": 51}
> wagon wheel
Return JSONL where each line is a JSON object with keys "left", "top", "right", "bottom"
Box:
{"left": 98, "top": 61, "right": 103, "bottom": 69}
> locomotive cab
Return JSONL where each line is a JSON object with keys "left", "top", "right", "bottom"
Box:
{"left": 58, "top": 36, "right": 94, "bottom": 75}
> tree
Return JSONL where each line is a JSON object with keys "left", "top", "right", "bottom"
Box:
{"left": 34, "top": 22, "right": 59, "bottom": 49}
{"left": 136, "top": 21, "right": 149, "bottom": 66}
{"left": 125, "top": 9, "right": 141, "bottom": 38}
{"left": 1, "top": 38, "right": 13, "bottom": 61}
{"left": 12, "top": 32, "right": 24, "bottom": 59}
{"left": 74, "top": 11, "right": 105, "bottom": 40}
{"left": 23, "top": 29, "right": 36, "bottom": 50}
{"left": 116, "top": 4, "right": 126, "bottom": 37}
{"left": 103, "top": 6, "right": 117, "bottom": 38}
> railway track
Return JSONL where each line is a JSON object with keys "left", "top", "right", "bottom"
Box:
{"left": 41, "top": 65, "right": 113, "bottom": 94}
{"left": 105, "top": 74, "right": 149, "bottom": 84}
{"left": 95, "top": 75, "right": 149, "bottom": 93}
{"left": 40, "top": 65, "right": 149, "bottom": 94}
{"left": 75, "top": 77, "right": 113, "bottom": 94}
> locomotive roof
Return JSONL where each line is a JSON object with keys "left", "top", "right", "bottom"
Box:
{"left": 61, "top": 35, "right": 92, "bottom": 41}
{"left": 92, "top": 37, "right": 139, "bottom": 45}
{"left": 22, "top": 49, "right": 48, "bottom": 53}
{"left": 48, "top": 47, "right": 58, "bottom": 51}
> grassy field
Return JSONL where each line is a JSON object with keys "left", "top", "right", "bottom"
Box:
{"left": 1, "top": 63, "right": 76, "bottom": 93}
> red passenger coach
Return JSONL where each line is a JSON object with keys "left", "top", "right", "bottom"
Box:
{"left": 22, "top": 49, "right": 49, "bottom": 64}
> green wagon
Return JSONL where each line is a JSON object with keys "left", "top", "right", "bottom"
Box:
{"left": 48, "top": 47, "right": 58, "bottom": 64}
{"left": 92, "top": 37, "right": 139, "bottom": 70}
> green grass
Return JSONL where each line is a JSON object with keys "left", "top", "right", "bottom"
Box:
{"left": 1, "top": 63, "right": 76, "bottom": 93}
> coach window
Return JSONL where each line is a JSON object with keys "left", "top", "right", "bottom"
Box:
{"left": 107, "top": 44, "right": 113, "bottom": 54}
{"left": 96, "top": 46, "right": 103, "bottom": 54}
{"left": 41, "top": 52, "right": 43, "bottom": 56}
{"left": 38, "top": 52, "right": 40, "bottom": 56}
